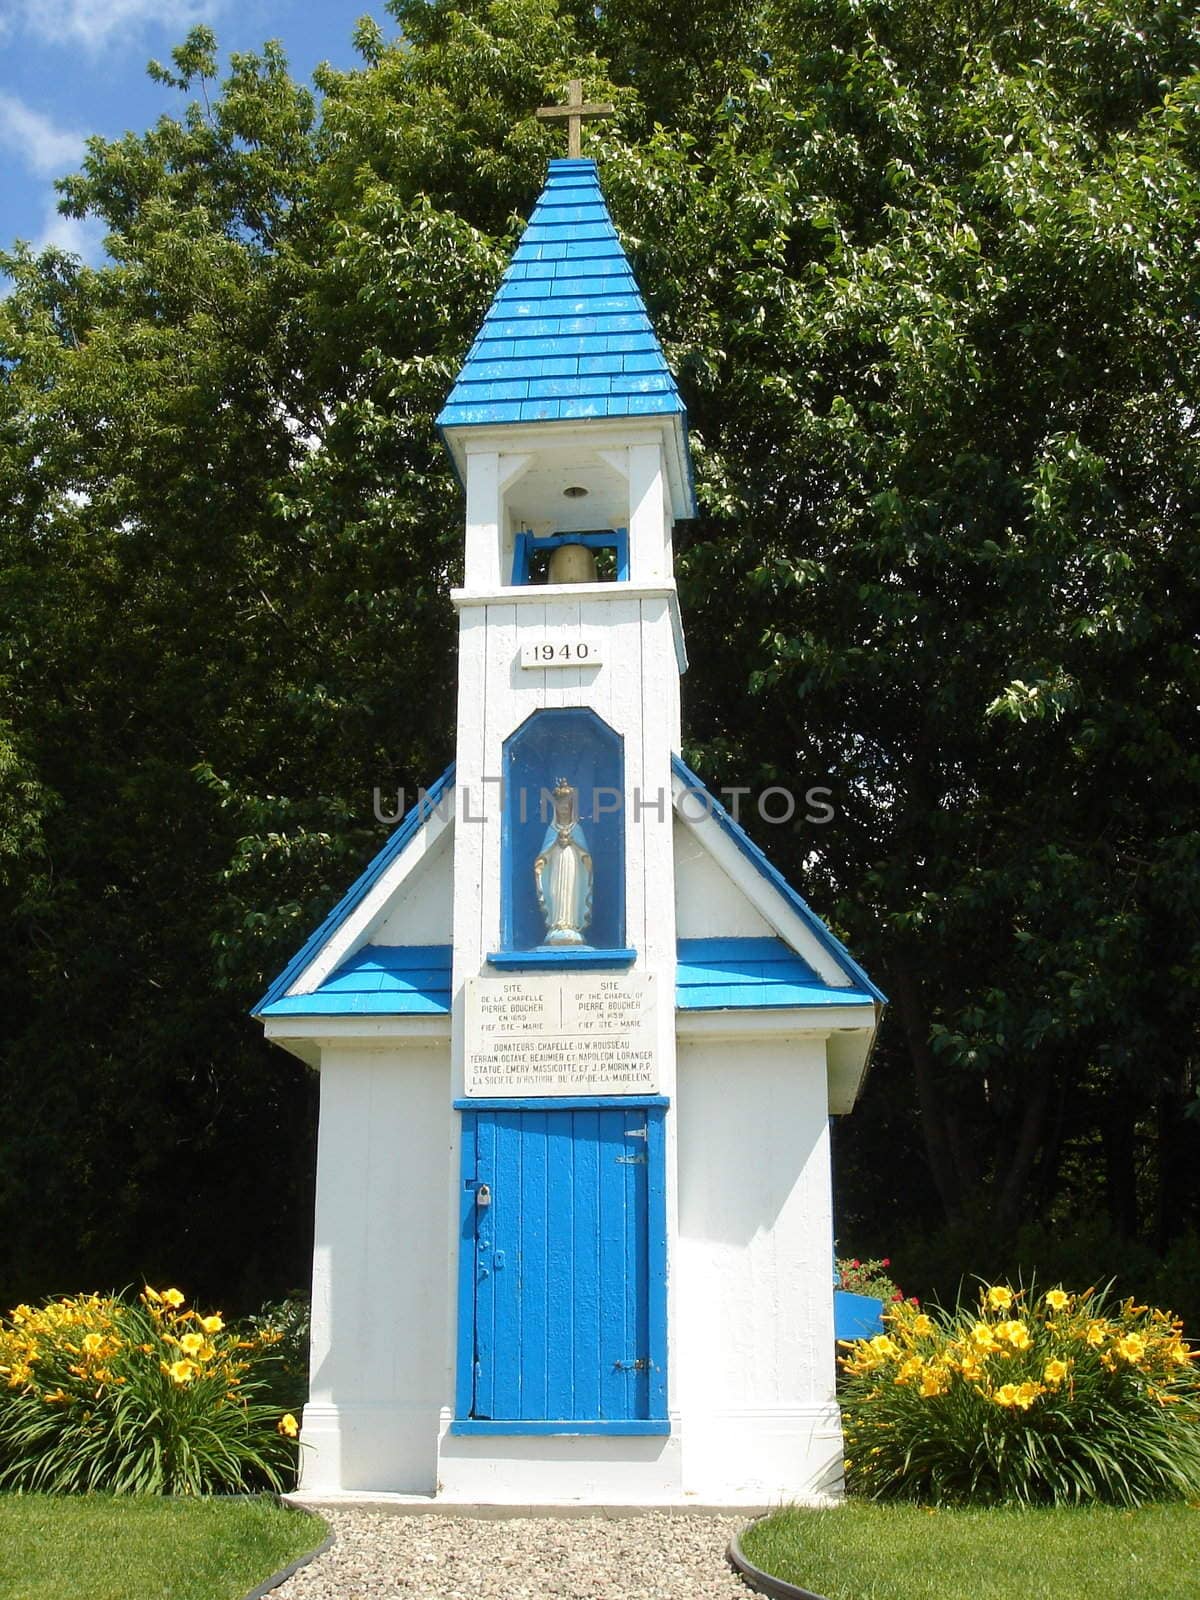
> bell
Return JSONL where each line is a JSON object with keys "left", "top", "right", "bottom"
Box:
{"left": 548, "top": 543, "right": 599, "bottom": 584}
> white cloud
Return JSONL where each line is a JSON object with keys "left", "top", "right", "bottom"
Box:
{"left": 33, "top": 198, "right": 106, "bottom": 263}
{"left": 11, "top": 0, "right": 226, "bottom": 52}
{"left": 0, "top": 91, "right": 85, "bottom": 176}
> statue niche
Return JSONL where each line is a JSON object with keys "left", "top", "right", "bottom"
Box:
{"left": 533, "top": 778, "right": 594, "bottom": 946}
{"left": 499, "top": 707, "right": 625, "bottom": 955}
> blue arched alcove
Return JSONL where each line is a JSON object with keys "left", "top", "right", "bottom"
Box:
{"left": 492, "top": 707, "right": 631, "bottom": 967}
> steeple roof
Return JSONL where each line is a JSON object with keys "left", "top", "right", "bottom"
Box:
{"left": 436, "top": 159, "right": 687, "bottom": 430}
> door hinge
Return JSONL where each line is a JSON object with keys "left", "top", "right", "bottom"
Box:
{"left": 626, "top": 1126, "right": 648, "bottom": 1139}
{"left": 613, "top": 1357, "right": 650, "bottom": 1372}
{"left": 616, "top": 1152, "right": 646, "bottom": 1164}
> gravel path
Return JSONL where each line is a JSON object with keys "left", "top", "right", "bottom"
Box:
{"left": 275, "top": 1509, "right": 752, "bottom": 1600}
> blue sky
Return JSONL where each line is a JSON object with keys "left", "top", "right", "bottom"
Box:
{"left": 0, "top": 0, "right": 392, "bottom": 263}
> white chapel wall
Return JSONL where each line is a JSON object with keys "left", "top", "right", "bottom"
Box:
{"left": 302, "top": 1042, "right": 452, "bottom": 1494}
{"left": 673, "top": 1033, "right": 842, "bottom": 1499}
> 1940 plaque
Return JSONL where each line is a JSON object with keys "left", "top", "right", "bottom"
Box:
{"left": 464, "top": 972, "right": 658, "bottom": 1096}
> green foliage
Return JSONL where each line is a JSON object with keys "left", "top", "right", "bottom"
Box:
{"left": 242, "top": 1294, "right": 311, "bottom": 1413}
{"left": 839, "top": 1284, "right": 1200, "bottom": 1505}
{"left": 738, "top": 1502, "right": 1200, "bottom": 1600}
{"left": 0, "top": 1289, "right": 298, "bottom": 1494}
{"left": 0, "top": 0, "right": 1198, "bottom": 1308}
{"left": 0, "top": 1494, "right": 325, "bottom": 1600}
{"left": 893, "top": 1219, "right": 1200, "bottom": 1336}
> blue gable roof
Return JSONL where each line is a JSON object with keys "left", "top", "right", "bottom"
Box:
{"left": 677, "top": 938, "right": 876, "bottom": 1011}
{"left": 259, "top": 945, "right": 452, "bottom": 1018}
{"left": 257, "top": 937, "right": 871, "bottom": 1020}
{"left": 671, "top": 755, "right": 887, "bottom": 1006}
{"left": 436, "top": 159, "right": 687, "bottom": 431}
{"left": 251, "top": 763, "right": 455, "bottom": 1016}
{"left": 253, "top": 756, "right": 884, "bottom": 1021}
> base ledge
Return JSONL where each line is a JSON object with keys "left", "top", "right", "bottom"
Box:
{"left": 284, "top": 1491, "right": 840, "bottom": 1518}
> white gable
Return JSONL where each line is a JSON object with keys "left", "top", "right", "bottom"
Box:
{"left": 373, "top": 824, "right": 453, "bottom": 945}
{"left": 673, "top": 816, "right": 775, "bottom": 939}
{"left": 287, "top": 798, "right": 455, "bottom": 996}
{"left": 671, "top": 772, "right": 851, "bottom": 988}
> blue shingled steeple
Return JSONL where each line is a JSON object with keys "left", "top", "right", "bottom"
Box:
{"left": 436, "top": 159, "right": 687, "bottom": 431}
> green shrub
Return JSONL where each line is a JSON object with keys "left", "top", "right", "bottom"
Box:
{"left": 0, "top": 1288, "right": 301, "bottom": 1493}
{"left": 837, "top": 1255, "right": 912, "bottom": 1305}
{"left": 242, "top": 1294, "right": 311, "bottom": 1413}
{"left": 892, "top": 1220, "right": 1200, "bottom": 1336}
{"left": 839, "top": 1283, "right": 1200, "bottom": 1505}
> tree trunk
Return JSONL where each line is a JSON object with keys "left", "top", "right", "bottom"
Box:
{"left": 1156, "top": 1062, "right": 1200, "bottom": 1249}
{"left": 1103, "top": 1078, "right": 1140, "bottom": 1239}
{"left": 891, "top": 955, "right": 966, "bottom": 1221}
{"left": 993, "top": 1066, "right": 1052, "bottom": 1237}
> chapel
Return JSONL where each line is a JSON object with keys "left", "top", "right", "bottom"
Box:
{"left": 254, "top": 139, "right": 883, "bottom": 1506}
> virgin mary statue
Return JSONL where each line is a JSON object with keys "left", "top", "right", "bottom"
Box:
{"left": 533, "top": 777, "right": 594, "bottom": 946}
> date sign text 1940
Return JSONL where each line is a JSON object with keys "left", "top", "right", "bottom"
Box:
{"left": 520, "top": 638, "right": 603, "bottom": 669}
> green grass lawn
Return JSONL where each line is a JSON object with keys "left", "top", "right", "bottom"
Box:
{"left": 0, "top": 1495, "right": 327, "bottom": 1600}
{"left": 739, "top": 1501, "right": 1200, "bottom": 1600}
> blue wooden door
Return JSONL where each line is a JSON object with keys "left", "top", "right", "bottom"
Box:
{"left": 458, "top": 1104, "right": 666, "bottom": 1428}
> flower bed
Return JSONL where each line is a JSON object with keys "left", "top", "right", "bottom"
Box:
{"left": 0, "top": 1287, "right": 299, "bottom": 1493}
{"left": 839, "top": 1283, "right": 1200, "bottom": 1504}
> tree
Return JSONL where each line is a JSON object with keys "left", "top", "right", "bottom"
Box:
{"left": 1, "top": 0, "right": 1197, "bottom": 1309}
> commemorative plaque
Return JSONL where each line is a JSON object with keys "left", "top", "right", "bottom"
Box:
{"left": 464, "top": 972, "right": 658, "bottom": 1096}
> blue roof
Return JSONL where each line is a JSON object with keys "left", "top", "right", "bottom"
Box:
{"left": 258, "top": 945, "right": 451, "bottom": 1018}
{"left": 676, "top": 938, "right": 876, "bottom": 1011}
{"left": 260, "top": 936, "right": 873, "bottom": 1020}
{"left": 671, "top": 755, "right": 887, "bottom": 1006}
{"left": 252, "top": 764, "right": 455, "bottom": 1015}
{"left": 253, "top": 757, "right": 884, "bottom": 1020}
{"left": 436, "top": 159, "right": 687, "bottom": 429}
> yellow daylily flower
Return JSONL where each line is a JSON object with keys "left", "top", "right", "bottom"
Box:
{"left": 277, "top": 1413, "right": 299, "bottom": 1438}
{"left": 161, "top": 1289, "right": 186, "bottom": 1309}
{"left": 867, "top": 1334, "right": 901, "bottom": 1361}
{"left": 985, "top": 1286, "right": 1014, "bottom": 1311}
{"left": 199, "top": 1315, "right": 224, "bottom": 1334}
{"left": 1044, "top": 1289, "right": 1069, "bottom": 1312}
{"left": 165, "top": 1359, "right": 197, "bottom": 1384}
{"left": 178, "top": 1332, "right": 205, "bottom": 1356}
{"left": 996, "top": 1319, "right": 1032, "bottom": 1351}
{"left": 911, "top": 1314, "right": 936, "bottom": 1337}
{"left": 1044, "top": 1358, "right": 1069, "bottom": 1386}
{"left": 1114, "top": 1334, "right": 1147, "bottom": 1364}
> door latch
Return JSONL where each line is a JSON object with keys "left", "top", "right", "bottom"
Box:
{"left": 476, "top": 1183, "right": 492, "bottom": 1208}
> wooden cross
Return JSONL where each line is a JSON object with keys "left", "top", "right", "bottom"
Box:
{"left": 536, "top": 79, "right": 614, "bottom": 159}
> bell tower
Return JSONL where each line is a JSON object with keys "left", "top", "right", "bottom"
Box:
{"left": 438, "top": 153, "right": 696, "bottom": 1101}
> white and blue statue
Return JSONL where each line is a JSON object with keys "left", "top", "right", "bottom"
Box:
{"left": 534, "top": 777, "right": 594, "bottom": 946}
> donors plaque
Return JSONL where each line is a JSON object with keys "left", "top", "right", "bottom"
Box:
{"left": 464, "top": 972, "right": 658, "bottom": 1097}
